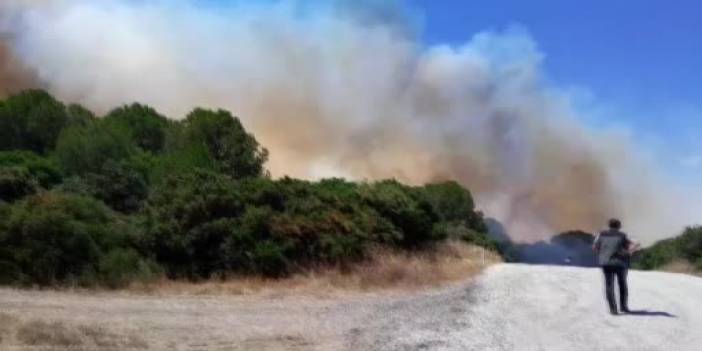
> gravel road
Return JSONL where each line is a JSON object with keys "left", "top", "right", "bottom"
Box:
{"left": 1, "top": 264, "right": 700, "bottom": 350}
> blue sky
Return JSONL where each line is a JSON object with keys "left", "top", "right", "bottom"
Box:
{"left": 410, "top": 0, "right": 702, "bottom": 183}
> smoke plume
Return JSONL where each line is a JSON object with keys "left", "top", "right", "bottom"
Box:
{"left": 0, "top": 39, "right": 38, "bottom": 97}
{"left": 0, "top": 0, "right": 694, "bottom": 243}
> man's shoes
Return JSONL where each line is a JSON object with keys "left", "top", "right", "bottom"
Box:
{"left": 620, "top": 307, "right": 631, "bottom": 313}
{"left": 609, "top": 308, "right": 619, "bottom": 315}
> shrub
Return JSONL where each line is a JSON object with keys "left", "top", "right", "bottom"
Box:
{"left": 84, "top": 159, "right": 149, "bottom": 213}
{"left": 634, "top": 227, "right": 702, "bottom": 271}
{"left": 98, "top": 248, "right": 159, "bottom": 288}
{"left": 142, "top": 171, "right": 244, "bottom": 278}
{"left": 0, "top": 192, "right": 144, "bottom": 285}
{"left": 222, "top": 207, "right": 272, "bottom": 274}
{"left": 0, "top": 151, "right": 62, "bottom": 202}
{"left": 0, "top": 167, "right": 38, "bottom": 202}
{"left": 677, "top": 226, "right": 702, "bottom": 263}
{"left": 634, "top": 239, "right": 678, "bottom": 270}
{"left": 361, "top": 180, "right": 439, "bottom": 248}
{"left": 250, "top": 240, "right": 289, "bottom": 277}
{"left": 0, "top": 151, "right": 62, "bottom": 188}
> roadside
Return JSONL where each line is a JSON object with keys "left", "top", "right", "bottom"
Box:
{"left": 0, "top": 242, "right": 497, "bottom": 351}
{"left": 3, "top": 263, "right": 698, "bottom": 351}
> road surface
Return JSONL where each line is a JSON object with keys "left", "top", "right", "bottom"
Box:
{"left": 1, "top": 264, "right": 700, "bottom": 350}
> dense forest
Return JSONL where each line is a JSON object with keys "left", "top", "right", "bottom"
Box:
{"left": 0, "top": 90, "right": 496, "bottom": 287}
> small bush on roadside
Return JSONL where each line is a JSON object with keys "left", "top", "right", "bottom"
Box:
{"left": 0, "top": 192, "right": 149, "bottom": 286}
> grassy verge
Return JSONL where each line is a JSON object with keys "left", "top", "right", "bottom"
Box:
{"left": 0, "top": 313, "right": 148, "bottom": 350}
{"left": 126, "top": 241, "right": 500, "bottom": 296}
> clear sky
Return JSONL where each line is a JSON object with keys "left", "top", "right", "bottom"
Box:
{"left": 410, "top": 0, "right": 702, "bottom": 184}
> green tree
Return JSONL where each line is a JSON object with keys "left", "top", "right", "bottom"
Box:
{"left": 423, "top": 181, "right": 487, "bottom": 233}
{"left": 54, "top": 122, "right": 136, "bottom": 175}
{"left": 104, "top": 104, "right": 170, "bottom": 152}
{"left": 0, "top": 90, "right": 68, "bottom": 154}
{"left": 65, "top": 103, "right": 97, "bottom": 127}
{"left": 183, "top": 108, "right": 268, "bottom": 179}
{"left": 147, "top": 123, "right": 215, "bottom": 183}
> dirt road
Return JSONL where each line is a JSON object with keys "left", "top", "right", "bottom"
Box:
{"left": 1, "top": 264, "right": 700, "bottom": 350}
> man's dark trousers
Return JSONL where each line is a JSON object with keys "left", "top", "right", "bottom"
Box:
{"left": 602, "top": 265, "right": 628, "bottom": 312}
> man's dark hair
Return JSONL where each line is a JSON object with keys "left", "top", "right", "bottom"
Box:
{"left": 608, "top": 218, "right": 621, "bottom": 229}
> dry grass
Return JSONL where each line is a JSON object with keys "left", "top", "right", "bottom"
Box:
{"left": 239, "top": 334, "right": 314, "bottom": 351}
{"left": 127, "top": 241, "right": 500, "bottom": 296}
{"left": 0, "top": 317, "right": 149, "bottom": 350}
{"left": 0, "top": 313, "right": 19, "bottom": 343}
{"left": 660, "top": 259, "right": 702, "bottom": 277}
{"left": 78, "top": 325, "right": 148, "bottom": 349}
{"left": 16, "top": 320, "right": 84, "bottom": 347}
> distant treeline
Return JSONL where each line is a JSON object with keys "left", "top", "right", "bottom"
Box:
{"left": 489, "top": 218, "right": 702, "bottom": 273}
{"left": 0, "top": 90, "right": 496, "bottom": 287}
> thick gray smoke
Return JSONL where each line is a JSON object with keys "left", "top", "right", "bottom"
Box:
{"left": 0, "top": 0, "right": 695, "bottom": 243}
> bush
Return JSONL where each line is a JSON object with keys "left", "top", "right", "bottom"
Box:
{"left": 434, "top": 222, "right": 497, "bottom": 251}
{"left": 98, "top": 248, "right": 159, "bottom": 288}
{"left": 142, "top": 171, "right": 244, "bottom": 278}
{"left": 0, "top": 192, "right": 145, "bottom": 286}
{"left": 361, "top": 180, "right": 439, "bottom": 248}
{"left": 83, "top": 159, "right": 149, "bottom": 213}
{"left": 634, "top": 226, "right": 702, "bottom": 271}
{"left": 677, "top": 226, "right": 702, "bottom": 263}
{"left": 634, "top": 239, "right": 678, "bottom": 270}
{"left": 423, "top": 181, "right": 476, "bottom": 222}
{"left": 143, "top": 175, "right": 484, "bottom": 278}
{"left": 250, "top": 241, "right": 289, "bottom": 277}
{"left": 0, "top": 151, "right": 63, "bottom": 202}
{"left": 0, "top": 151, "right": 62, "bottom": 188}
{"left": 0, "top": 167, "right": 39, "bottom": 202}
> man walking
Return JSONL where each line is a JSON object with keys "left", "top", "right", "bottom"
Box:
{"left": 593, "top": 219, "right": 640, "bottom": 315}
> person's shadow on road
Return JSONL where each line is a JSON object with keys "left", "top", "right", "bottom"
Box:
{"left": 623, "top": 310, "right": 677, "bottom": 318}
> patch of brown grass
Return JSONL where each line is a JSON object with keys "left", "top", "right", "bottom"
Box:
{"left": 239, "top": 334, "right": 313, "bottom": 351}
{"left": 660, "top": 259, "right": 702, "bottom": 277}
{"left": 78, "top": 325, "right": 148, "bottom": 349}
{"left": 128, "top": 241, "right": 500, "bottom": 296}
{"left": 6, "top": 319, "right": 148, "bottom": 350}
{"left": 16, "top": 320, "right": 84, "bottom": 347}
{"left": 0, "top": 313, "right": 19, "bottom": 343}
{"left": 347, "top": 241, "right": 500, "bottom": 290}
